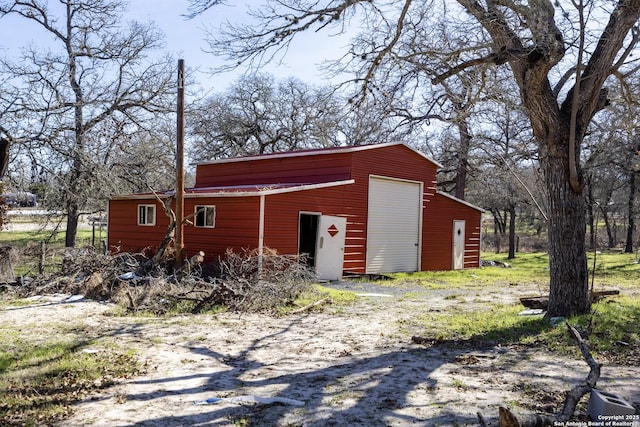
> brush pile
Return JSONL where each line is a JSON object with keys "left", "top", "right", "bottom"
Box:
{"left": 1, "top": 245, "right": 316, "bottom": 315}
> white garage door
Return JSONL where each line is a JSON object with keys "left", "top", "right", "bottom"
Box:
{"left": 366, "top": 176, "right": 422, "bottom": 273}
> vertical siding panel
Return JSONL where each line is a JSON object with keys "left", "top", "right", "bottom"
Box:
{"left": 182, "top": 197, "right": 261, "bottom": 264}
{"left": 422, "top": 194, "right": 482, "bottom": 270}
{"left": 351, "top": 145, "right": 440, "bottom": 273}
{"left": 195, "top": 155, "right": 352, "bottom": 187}
{"left": 263, "top": 183, "right": 366, "bottom": 273}
{"left": 108, "top": 198, "right": 170, "bottom": 257}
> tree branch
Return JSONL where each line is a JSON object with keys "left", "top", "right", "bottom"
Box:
{"left": 568, "top": 0, "right": 586, "bottom": 194}
{"left": 563, "top": 0, "right": 640, "bottom": 125}
{"left": 356, "top": 0, "right": 413, "bottom": 104}
{"left": 498, "top": 323, "right": 601, "bottom": 426}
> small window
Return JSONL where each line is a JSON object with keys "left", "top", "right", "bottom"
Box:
{"left": 138, "top": 204, "right": 156, "bottom": 226}
{"left": 195, "top": 205, "right": 216, "bottom": 228}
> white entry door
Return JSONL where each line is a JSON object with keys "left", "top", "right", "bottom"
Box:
{"left": 315, "top": 215, "right": 347, "bottom": 280}
{"left": 452, "top": 220, "right": 466, "bottom": 270}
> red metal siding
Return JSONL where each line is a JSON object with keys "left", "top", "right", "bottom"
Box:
{"left": 351, "top": 145, "right": 439, "bottom": 188}
{"left": 195, "top": 155, "right": 353, "bottom": 187}
{"left": 108, "top": 197, "right": 262, "bottom": 265}
{"left": 182, "top": 197, "right": 261, "bottom": 263}
{"left": 107, "top": 199, "right": 170, "bottom": 257}
{"left": 109, "top": 143, "right": 482, "bottom": 273}
{"left": 350, "top": 145, "right": 440, "bottom": 272}
{"left": 263, "top": 183, "right": 366, "bottom": 273}
{"left": 257, "top": 143, "right": 443, "bottom": 274}
{"left": 422, "top": 194, "right": 482, "bottom": 270}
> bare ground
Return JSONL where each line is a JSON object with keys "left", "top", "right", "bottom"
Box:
{"left": 3, "top": 281, "right": 639, "bottom": 427}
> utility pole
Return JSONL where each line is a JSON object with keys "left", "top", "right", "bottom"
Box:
{"left": 175, "top": 59, "right": 185, "bottom": 268}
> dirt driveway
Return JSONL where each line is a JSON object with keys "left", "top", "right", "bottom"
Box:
{"left": 4, "top": 281, "right": 639, "bottom": 426}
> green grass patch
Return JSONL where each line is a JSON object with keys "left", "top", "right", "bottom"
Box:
{"left": 386, "top": 252, "right": 551, "bottom": 290}
{"left": 0, "top": 328, "right": 141, "bottom": 426}
{"left": 586, "top": 296, "right": 640, "bottom": 355}
{"left": 0, "top": 229, "right": 96, "bottom": 277}
{"left": 417, "top": 303, "right": 552, "bottom": 345}
{"left": 313, "top": 284, "right": 358, "bottom": 305}
{"left": 586, "top": 251, "right": 640, "bottom": 288}
{"left": 413, "top": 295, "right": 640, "bottom": 364}
{"left": 384, "top": 251, "right": 639, "bottom": 291}
{"left": 0, "top": 229, "right": 94, "bottom": 247}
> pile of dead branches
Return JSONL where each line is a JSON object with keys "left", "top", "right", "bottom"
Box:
{"left": 215, "top": 248, "right": 316, "bottom": 312}
{"left": 3, "top": 245, "right": 316, "bottom": 315}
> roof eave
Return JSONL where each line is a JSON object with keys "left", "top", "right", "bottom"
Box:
{"left": 436, "top": 191, "right": 485, "bottom": 212}
{"left": 110, "top": 179, "right": 356, "bottom": 201}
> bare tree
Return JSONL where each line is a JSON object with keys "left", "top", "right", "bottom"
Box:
{"left": 472, "top": 83, "right": 543, "bottom": 258}
{"left": 583, "top": 102, "right": 640, "bottom": 252}
{"left": 188, "top": 73, "right": 403, "bottom": 161}
{"left": 191, "top": 0, "right": 640, "bottom": 317}
{"left": 392, "top": 69, "right": 486, "bottom": 200}
{"left": 607, "top": 79, "right": 640, "bottom": 253}
{"left": 1, "top": 76, "right": 18, "bottom": 227}
{"left": 0, "top": 130, "right": 10, "bottom": 228}
{"left": 0, "top": 0, "right": 175, "bottom": 247}
{"left": 189, "top": 74, "right": 342, "bottom": 160}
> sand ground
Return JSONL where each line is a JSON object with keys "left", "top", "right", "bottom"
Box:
{"left": 2, "top": 281, "right": 639, "bottom": 427}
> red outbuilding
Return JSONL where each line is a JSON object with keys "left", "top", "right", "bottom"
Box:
{"left": 108, "top": 142, "right": 483, "bottom": 280}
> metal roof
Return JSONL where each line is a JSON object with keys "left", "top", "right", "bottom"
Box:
{"left": 196, "top": 142, "right": 444, "bottom": 168}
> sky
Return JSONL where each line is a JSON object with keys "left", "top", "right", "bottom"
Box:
{"left": 0, "top": 0, "right": 351, "bottom": 94}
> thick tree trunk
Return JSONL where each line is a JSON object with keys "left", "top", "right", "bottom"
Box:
{"left": 65, "top": 200, "right": 79, "bottom": 248}
{"left": 508, "top": 203, "right": 516, "bottom": 260}
{"left": 624, "top": 171, "right": 636, "bottom": 253}
{"left": 586, "top": 175, "right": 596, "bottom": 250}
{"left": 544, "top": 153, "right": 590, "bottom": 317}
{"left": 454, "top": 120, "right": 471, "bottom": 200}
{"left": 0, "top": 137, "right": 9, "bottom": 177}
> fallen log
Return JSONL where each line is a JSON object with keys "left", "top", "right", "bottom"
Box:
{"left": 497, "top": 323, "right": 601, "bottom": 427}
{"left": 520, "top": 290, "right": 620, "bottom": 310}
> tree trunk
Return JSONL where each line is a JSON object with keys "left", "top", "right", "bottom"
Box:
{"left": 65, "top": 200, "right": 79, "bottom": 248}
{"left": 492, "top": 209, "right": 506, "bottom": 234}
{"left": 508, "top": 203, "right": 516, "bottom": 260}
{"left": 0, "top": 137, "right": 9, "bottom": 177}
{"left": 624, "top": 170, "right": 636, "bottom": 253}
{"left": 0, "top": 137, "right": 9, "bottom": 229}
{"left": 454, "top": 119, "right": 471, "bottom": 200}
{"left": 586, "top": 175, "right": 596, "bottom": 250}
{"left": 601, "top": 207, "right": 615, "bottom": 249}
{"left": 66, "top": 4, "right": 84, "bottom": 250}
{"left": 492, "top": 209, "right": 506, "bottom": 254}
{"left": 544, "top": 151, "right": 590, "bottom": 317}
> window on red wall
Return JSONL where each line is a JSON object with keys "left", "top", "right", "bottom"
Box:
{"left": 138, "top": 204, "right": 156, "bottom": 226}
{"left": 195, "top": 205, "right": 216, "bottom": 228}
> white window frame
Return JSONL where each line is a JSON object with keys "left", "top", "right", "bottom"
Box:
{"left": 138, "top": 204, "right": 156, "bottom": 226}
{"left": 194, "top": 205, "right": 216, "bottom": 228}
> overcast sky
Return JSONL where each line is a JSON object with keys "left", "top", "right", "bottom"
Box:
{"left": 0, "top": 0, "right": 349, "bottom": 93}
